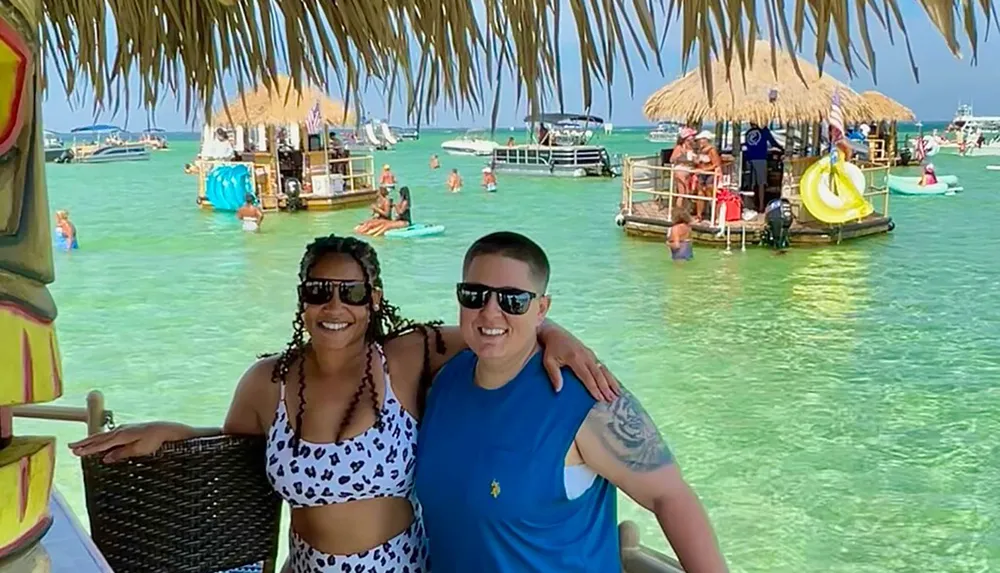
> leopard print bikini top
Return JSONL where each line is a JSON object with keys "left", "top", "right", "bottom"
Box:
{"left": 264, "top": 346, "right": 419, "bottom": 508}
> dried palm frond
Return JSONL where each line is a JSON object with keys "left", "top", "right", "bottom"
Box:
{"left": 25, "top": 0, "right": 997, "bottom": 126}
{"left": 859, "top": 91, "right": 916, "bottom": 123}
{"left": 212, "top": 75, "right": 354, "bottom": 126}
{"left": 644, "top": 41, "right": 872, "bottom": 125}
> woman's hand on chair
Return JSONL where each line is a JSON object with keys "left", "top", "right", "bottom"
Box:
{"left": 69, "top": 422, "right": 193, "bottom": 463}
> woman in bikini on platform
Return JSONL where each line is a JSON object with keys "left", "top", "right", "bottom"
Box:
{"left": 69, "top": 235, "right": 617, "bottom": 573}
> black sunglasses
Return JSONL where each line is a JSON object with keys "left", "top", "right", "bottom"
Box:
{"left": 456, "top": 282, "right": 538, "bottom": 316}
{"left": 298, "top": 279, "right": 371, "bottom": 306}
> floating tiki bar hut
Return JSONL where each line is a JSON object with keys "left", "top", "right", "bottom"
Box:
{"left": 196, "top": 76, "right": 377, "bottom": 213}
{"left": 859, "top": 91, "right": 917, "bottom": 166}
{"left": 618, "top": 41, "right": 894, "bottom": 247}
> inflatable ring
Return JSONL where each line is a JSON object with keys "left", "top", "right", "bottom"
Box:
{"left": 798, "top": 152, "right": 874, "bottom": 225}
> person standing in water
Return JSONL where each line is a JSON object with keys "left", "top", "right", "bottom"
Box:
{"left": 429, "top": 154, "right": 440, "bottom": 169}
{"left": 481, "top": 167, "right": 497, "bottom": 192}
{"left": 668, "top": 209, "right": 693, "bottom": 261}
{"left": 54, "top": 210, "right": 78, "bottom": 251}
{"left": 379, "top": 164, "right": 397, "bottom": 190}
{"left": 236, "top": 194, "right": 264, "bottom": 232}
{"left": 447, "top": 169, "right": 463, "bottom": 193}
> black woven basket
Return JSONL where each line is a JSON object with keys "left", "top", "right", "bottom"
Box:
{"left": 81, "top": 435, "right": 281, "bottom": 573}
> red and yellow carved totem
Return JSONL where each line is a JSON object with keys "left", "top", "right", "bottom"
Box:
{"left": 0, "top": 4, "right": 61, "bottom": 562}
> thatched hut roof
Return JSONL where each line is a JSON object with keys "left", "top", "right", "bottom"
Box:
{"left": 29, "top": 1, "right": 996, "bottom": 126}
{"left": 643, "top": 42, "right": 873, "bottom": 125}
{"left": 211, "top": 76, "right": 354, "bottom": 127}
{"left": 860, "top": 91, "right": 916, "bottom": 123}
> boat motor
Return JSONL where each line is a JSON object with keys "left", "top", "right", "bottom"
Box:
{"left": 762, "top": 198, "right": 793, "bottom": 250}
{"left": 283, "top": 177, "right": 304, "bottom": 211}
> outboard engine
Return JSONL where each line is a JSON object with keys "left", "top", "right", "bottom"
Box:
{"left": 283, "top": 177, "right": 304, "bottom": 211}
{"left": 762, "top": 198, "right": 793, "bottom": 250}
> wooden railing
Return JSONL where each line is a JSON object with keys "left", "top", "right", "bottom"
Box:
{"left": 12, "top": 390, "right": 112, "bottom": 436}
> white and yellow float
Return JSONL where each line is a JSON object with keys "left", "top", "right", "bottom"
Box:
{"left": 798, "top": 150, "right": 874, "bottom": 225}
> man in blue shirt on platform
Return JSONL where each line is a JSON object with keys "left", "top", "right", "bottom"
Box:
{"left": 414, "top": 231, "right": 727, "bottom": 573}
{"left": 743, "top": 122, "right": 783, "bottom": 213}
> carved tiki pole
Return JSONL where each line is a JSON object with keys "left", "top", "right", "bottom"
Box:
{"left": 0, "top": 5, "right": 62, "bottom": 562}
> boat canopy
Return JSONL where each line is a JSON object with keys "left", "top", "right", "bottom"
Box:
{"left": 70, "top": 124, "right": 123, "bottom": 134}
{"left": 523, "top": 113, "right": 604, "bottom": 125}
{"left": 142, "top": 127, "right": 167, "bottom": 134}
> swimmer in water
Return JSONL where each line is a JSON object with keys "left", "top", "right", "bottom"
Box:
{"left": 481, "top": 167, "right": 497, "bottom": 192}
{"left": 236, "top": 194, "right": 264, "bottom": 232}
{"left": 447, "top": 168, "right": 462, "bottom": 193}
{"left": 379, "top": 164, "right": 397, "bottom": 189}
{"left": 429, "top": 154, "right": 440, "bottom": 169}
{"left": 668, "top": 209, "right": 693, "bottom": 261}
{"left": 54, "top": 210, "right": 79, "bottom": 251}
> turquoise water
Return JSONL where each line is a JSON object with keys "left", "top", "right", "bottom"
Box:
{"left": 18, "top": 128, "right": 1000, "bottom": 572}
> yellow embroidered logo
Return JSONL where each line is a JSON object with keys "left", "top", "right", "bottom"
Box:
{"left": 490, "top": 479, "right": 501, "bottom": 499}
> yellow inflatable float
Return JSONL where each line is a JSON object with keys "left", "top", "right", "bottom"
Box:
{"left": 798, "top": 151, "right": 874, "bottom": 224}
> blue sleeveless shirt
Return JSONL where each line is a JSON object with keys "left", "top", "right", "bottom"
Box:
{"left": 414, "top": 350, "right": 620, "bottom": 572}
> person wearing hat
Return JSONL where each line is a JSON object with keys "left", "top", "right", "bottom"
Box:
{"left": 668, "top": 127, "right": 698, "bottom": 210}
{"left": 920, "top": 162, "right": 938, "bottom": 186}
{"left": 692, "top": 130, "right": 722, "bottom": 222}
{"left": 481, "top": 166, "right": 497, "bottom": 192}
{"left": 379, "top": 164, "right": 397, "bottom": 189}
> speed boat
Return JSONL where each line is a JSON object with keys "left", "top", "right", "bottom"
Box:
{"left": 440, "top": 129, "right": 500, "bottom": 156}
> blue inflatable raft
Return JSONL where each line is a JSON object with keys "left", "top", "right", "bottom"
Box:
{"left": 384, "top": 223, "right": 445, "bottom": 239}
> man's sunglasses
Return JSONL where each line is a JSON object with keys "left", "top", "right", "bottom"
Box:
{"left": 456, "top": 282, "right": 538, "bottom": 316}
{"left": 298, "top": 279, "right": 371, "bottom": 306}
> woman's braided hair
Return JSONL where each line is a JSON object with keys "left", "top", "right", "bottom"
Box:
{"left": 266, "top": 234, "right": 445, "bottom": 455}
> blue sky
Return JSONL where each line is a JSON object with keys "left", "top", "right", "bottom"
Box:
{"left": 40, "top": 8, "right": 999, "bottom": 131}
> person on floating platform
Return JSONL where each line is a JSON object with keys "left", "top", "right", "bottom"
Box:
{"left": 538, "top": 123, "right": 552, "bottom": 146}
{"left": 379, "top": 164, "right": 397, "bottom": 190}
{"left": 236, "top": 194, "right": 264, "bottom": 233}
{"left": 668, "top": 208, "right": 693, "bottom": 261}
{"left": 919, "top": 163, "right": 938, "bottom": 186}
{"left": 429, "top": 154, "right": 440, "bottom": 169}
{"left": 69, "top": 234, "right": 615, "bottom": 573}
{"left": 202, "top": 128, "right": 236, "bottom": 160}
{"left": 415, "top": 232, "right": 726, "bottom": 573}
{"left": 53, "top": 210, "right": 78, "bottom": 251}
{"left": 743, "top": 122, "right": 783, "bottom": 212}
{"left": 506, "top": 136, "right": 516, "bottom": 147}
{"left": 481, "top": 167, "right": 498, "bottom": 192}
{"left": 183, "top": 162, "right": 198, "bottom": 175}
{"left": 368, "top": 186, "right": 413, "bottom": 237}
{"left": 668, "top": 127, "right": 697, "bottom": 210}
{"left": 447, "top": 168, "right": 463, "bottom": 193}
{"left": 354, "top": 187, "right": 393, "bottom": 235}
{"left": 692, "top": 130, "right": 722, "bottom": 222}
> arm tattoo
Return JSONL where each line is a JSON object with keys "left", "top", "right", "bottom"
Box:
{"left": 585, "top": 389, "right": 673, "bottom": 472}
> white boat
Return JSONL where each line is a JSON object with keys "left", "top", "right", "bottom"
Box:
{"left": 440, "top": 128, "right": 500, "bottom": 156}
{"left": 63, "top": 124, "right": 150, "bottom": 164}
{"left": 490, "top": 113, "right": 618, "bottom": 178}
{"left": 646, "top": 122, "right": 679, "bottom": 143}
{"left": 925, "top": 104, "right": 1000, "bottom": 155}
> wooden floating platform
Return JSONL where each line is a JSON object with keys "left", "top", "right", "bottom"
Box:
{"left": 198, "top": 189, "right": 378, "bottom": 212}
{"left": 622, "top": 200, "right": 894, "bottom": 246}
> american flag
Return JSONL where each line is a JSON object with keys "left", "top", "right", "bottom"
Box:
{"left": 828, "top": 89, "right": 845, "bottom": 145}
{"left": 305, "top": 100, "right": 323, "bottom": 135}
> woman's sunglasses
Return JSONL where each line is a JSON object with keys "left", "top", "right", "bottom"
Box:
{"left": 298, "top": 279, "right": 371, "bottom": 306}
{"left": 456, "top": 282, "right": 537, "bottom": 316}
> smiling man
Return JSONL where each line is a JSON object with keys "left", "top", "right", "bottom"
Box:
{"left": 414, "top": 231, "right": 727, "bottom": 573}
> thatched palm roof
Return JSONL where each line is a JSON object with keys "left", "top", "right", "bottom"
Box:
{"left": 643, "top": 43, "right": 872, "bottom": 125}
{"left": 212, "top": 76, "right": 353, "bottom": 126}
{"left": 29, "top": 0, "right": 997, "bottom": 124}
{"left": 860, "top": 91, "right": 916, "bottom": 123}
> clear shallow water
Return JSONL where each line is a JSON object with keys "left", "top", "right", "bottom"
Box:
{"left": 18, "top": 128, "right": 1000, "bottom": 572}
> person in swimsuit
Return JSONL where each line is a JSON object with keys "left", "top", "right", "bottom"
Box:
{"left": 668, "top": 209, "right": 694, "bottom": 261}
{"left": 920, "top": 163, "right": 938, "bottom": 186}
{"left": 354, "top": 187, "right": 393, "bottom": 235}
{"left": 429, "top": 154, "right": 440, "bottom": 169}
{"left": 68, "top": 234, "right": 617, "bottom": 573}
{"left": 369, "top": 187, "right": 412, "bottom": 236}
{"left": 481, "top": 167, "right": 497, "bottom": 192}
{"left": 692, "top": 131, "right": 722, "bottom": 222}
{"left": 379, "top": 165, "right": 397, "bottom": 189}
{"left": 669, "top": 128, "right": 697, "bottom": 209}
{"left": 54, "top": 210, "right": 79, "bottom": 251}
{"left": 446, "top": 169, "right": 462, "bottom": 193}
{"left": 236, "top": 194, "right": 264, "bottom": 232}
